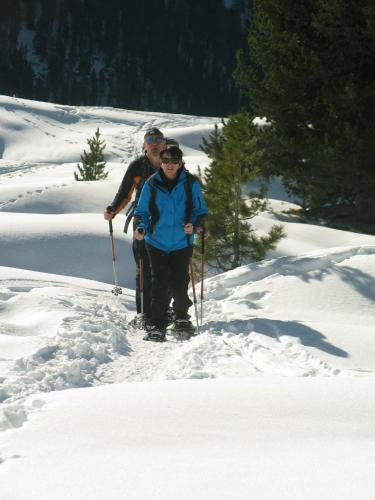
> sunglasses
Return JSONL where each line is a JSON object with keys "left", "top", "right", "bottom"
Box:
{"left": 161, "top": 157, "right": 181, "bottom": 165}
{"left": 145, "top": 136, "right": 163, "bottom": 144}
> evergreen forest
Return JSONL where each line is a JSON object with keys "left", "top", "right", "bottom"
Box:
{"left": 0, "top": 0, "right": 251, "bottom": 116}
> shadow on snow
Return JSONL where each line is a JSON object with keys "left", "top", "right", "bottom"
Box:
{"left": 203, "top": 317, "right": 348, "bottom": 358}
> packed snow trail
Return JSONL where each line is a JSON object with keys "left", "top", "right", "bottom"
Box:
{"left": 0, "top": 260, "right": 353, "bottom": 432}
{"left": 2, "top": 242, "right": 375, "bottom": 433}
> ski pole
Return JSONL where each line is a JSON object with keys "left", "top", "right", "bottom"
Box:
{"left": 189, "top": 256, "right": 200, "bottom": 334}
{"left": 200, "top": 227, "right": 206, "bottom": 325}
{"left": 108, "top": 219, "right": 122, "bottom": 295}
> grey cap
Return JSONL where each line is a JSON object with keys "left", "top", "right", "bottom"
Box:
{"left": 144, "top": 127, "right": 163, "bottom": 138}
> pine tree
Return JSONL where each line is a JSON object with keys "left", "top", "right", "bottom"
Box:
{"left": 200, "top": 112, "right": 285, "bottom": 272}
{"left": 74, "top": 128, "right": 108, "bottom": 181}
{"left": 235, "top": 0, "right": 375, "bottom": 228}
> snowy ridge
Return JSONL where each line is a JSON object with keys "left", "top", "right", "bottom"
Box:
{"left": 208, "top": 244, "right": 375, "bottom": 289}
{"left": 0, "top": 95, "right": 217, "bottom": 164}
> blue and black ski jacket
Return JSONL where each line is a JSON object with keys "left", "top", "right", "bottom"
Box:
{"left": 134, "top": 168, "right": 208, "bottom": 253}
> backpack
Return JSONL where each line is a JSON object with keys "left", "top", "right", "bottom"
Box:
{"left": 149, "top": 169, "right": 195, "bottom": 233}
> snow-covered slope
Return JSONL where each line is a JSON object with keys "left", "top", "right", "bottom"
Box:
{"left": 0, "top": 95, "right": 218, "bottom": 285}
{"left": 1, "top": 95, "right": 375, "bottom": 500}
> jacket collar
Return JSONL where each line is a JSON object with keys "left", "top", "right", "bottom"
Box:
{"left": 155, "top": 167, "right": 186, "bottom": 189}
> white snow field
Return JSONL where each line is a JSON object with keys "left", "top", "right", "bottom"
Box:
{"left": 1, "top": 95, "right": 375, "bottom": 500}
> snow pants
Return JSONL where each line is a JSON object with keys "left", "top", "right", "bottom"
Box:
{"left": 146, "top": 244, "right": 193, "bottom": 329}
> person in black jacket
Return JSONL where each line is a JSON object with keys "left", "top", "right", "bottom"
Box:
{"left": 104, "top": 127, "right": 166, "bottom": 325}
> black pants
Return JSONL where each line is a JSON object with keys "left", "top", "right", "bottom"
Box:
{"left": 146, "top": 244, "right": 193, "bottom": 329}
{"left": 132, "top": 239, "right": 152, "bottom": 315}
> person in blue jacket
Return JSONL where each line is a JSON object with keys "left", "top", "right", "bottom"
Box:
{"left": 134, "top": 145, "right": 208, "bottom": 342}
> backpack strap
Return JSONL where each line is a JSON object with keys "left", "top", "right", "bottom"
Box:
{"left": 148, "top": 175, "right": 161, "bottom": 233}
{"left": 124, "top": 201, "right": 136, "bottom": 233}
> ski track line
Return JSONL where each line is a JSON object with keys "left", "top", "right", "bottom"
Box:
{"left": 0, "top": 182, "right": 72, "bottom": 210}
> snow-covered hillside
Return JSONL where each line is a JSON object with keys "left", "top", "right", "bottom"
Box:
{"left": 1, "top": 95, "right": 375, "bottom": 500}
{"left": 0, "top": 95, "right": 218, "bottom": 287}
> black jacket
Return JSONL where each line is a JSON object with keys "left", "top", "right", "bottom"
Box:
{"left": 107, "top": 154, "right": 157, "bottom": 215}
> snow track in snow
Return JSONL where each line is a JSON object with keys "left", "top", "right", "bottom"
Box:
{"left": 0, "top": 273, "right": 345, "bottom": 432}
{"left": 3, "top": 243, "right": 374, "bottom": 432}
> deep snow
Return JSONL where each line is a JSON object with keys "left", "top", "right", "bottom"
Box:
{"left": 1, "top": 95, "right": 375, "bottom": 500}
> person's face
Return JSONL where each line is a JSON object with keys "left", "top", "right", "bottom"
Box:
{"left": 160, "top": 154, "right": 181, "bottom": 179}
{"left": 144, "top": 134, "right": 165, "bottom": 158}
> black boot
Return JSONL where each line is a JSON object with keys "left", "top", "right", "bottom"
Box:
{"left": 143, "top": 325, "right": 166, "bottom": 342}
{"left": 172, "top": 319, "right": 195, "bottom": 338}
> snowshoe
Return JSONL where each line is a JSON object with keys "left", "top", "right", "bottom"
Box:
{"left": 170, "top": 319, "right": 196, "bottom": 340}
{"left": 143, "top": 327, "right": 166, "bottom": 342}
{"left": 173, "top": 319, "right": 195, "bottom": 332}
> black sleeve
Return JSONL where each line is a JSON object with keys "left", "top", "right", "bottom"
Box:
{"left": 107, "top": 159, "right": 142, "bottom": 214}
